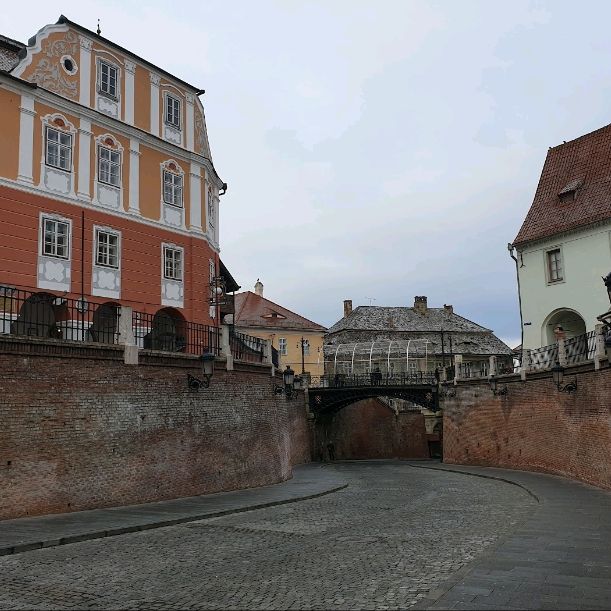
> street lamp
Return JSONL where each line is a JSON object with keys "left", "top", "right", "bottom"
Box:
{"left": 603, "top": 272, "right": 611, "bottom": 305}
{"left": 274, "top": 365, "right": 296, "bottom": 399}
{"left": 488, "top": 375, "right": 508, "bottom": 396}
{"left": 297, "top": 337, "right": 309, "bottom": 373}
{"left": 551, "top": 362, "right": 577, "bottom": 394}
{"left": 187, "top": 353, "right": 216, "bottom": 390}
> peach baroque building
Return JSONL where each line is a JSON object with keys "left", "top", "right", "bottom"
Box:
{"left": 0, "top": 16, "right": 225, "bottom": 343}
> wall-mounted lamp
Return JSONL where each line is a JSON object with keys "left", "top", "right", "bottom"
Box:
{"left": 488, "top": 375, "right": 508, "bottom": 396}
{"left": 551, "top": 363, "right": 577, "bottom": 394}
{"left": 274, "top": 365, "right": 295, "bottom": 399}
{"left": 187, "top": 353, "right": 216, "bottom": 390}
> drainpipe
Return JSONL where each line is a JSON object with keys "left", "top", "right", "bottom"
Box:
{"left": 508, "top": 242, "right": 524, "bottom": 357}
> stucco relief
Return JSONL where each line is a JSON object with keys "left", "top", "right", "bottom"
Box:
{"left": 162, "top": 279, "right": 183, "bottom": 308}
{"left": 97, "top": 95, "right": 119, "bottom": 118}
{"left": 194, "top": 111, "right": 210, "bottom": 157}
{"left": 28, "top": 31, "right": 79, "bottom": 100}
{"left": 97, "top": 183, "right": 121, "bottom": 209}
{"left": 164, "top": 124, "right": 182, "bottom": 145}
{"left": 163, "top": 204, "right": 183, "bottom": 228}
{"left": 37, "top": 256, "right": 71, "bottom": 291}
{"left": 43, "top": 166, "right": 72, "bottom": 194}
{"left": 92, "top": 268, "right": 120, "bottom": 299}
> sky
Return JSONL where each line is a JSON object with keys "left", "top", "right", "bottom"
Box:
{"left": 5, "top": 0, "right": 611, "bottom": 347}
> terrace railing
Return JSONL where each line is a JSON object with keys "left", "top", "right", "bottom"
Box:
{"left": 565, "top": 330, "right": 596, "bottom": 366}
{"left": 528, "top": 342, "right": 559, "bottom": 371}
{"left": 230, "top": 330, "right": 265, "bottom": 363}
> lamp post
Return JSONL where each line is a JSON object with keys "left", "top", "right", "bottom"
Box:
{"left": 297, "top": 337, "right": 309, "bottom": 374}
{"left": 187, "top": 352, "right": 216, "bottom": 390}
{"left": 283, "top": 365, "right": 295, "bottom": 399}
{"left": 551, "top": 362, "right": 577, "bottom": 394}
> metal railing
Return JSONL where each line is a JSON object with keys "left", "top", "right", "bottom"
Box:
{"left": 230, "top": 330, "right": 265, "bottom": 363}
{"left": 309, "top": 372, "right": 437, "bottom": 388}
{"left": 132, "top": 310, "right": 220, "bottom": 356}
{"left": 565, "top": 330, "right": 597, "bottom": 365}
{"left": 529, "top": 342, "right": 559, "bottom": 371}
{"left": 0, "top": 286, "right": 120, "bottom": 345}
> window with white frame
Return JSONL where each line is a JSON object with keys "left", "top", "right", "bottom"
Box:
{"left": 303, "top": 340, "right": 310, "bottom": 356}
{"left": 42, "top": 217, "right": 70, "bottom": 259}
{"left": 208, "top": 188, "right": 215, "bottom": 228}
{"left": 45, "top": 127, "right": 72, "bottom": 171}
{"left": 98, "top": 60, "right": 118, "bottom": 98}
{"left": 165, "top": 94, "right": 181, "bottom": 128}
{"left": 98, "top": 146, "right": 121, "bottom": 187}
{"left": 546, "top": 248, "right": 563, "bottom": 282}
{"left": 163, "top": 246, "right": 183, "bottom": 281}
{"left": 279, "top": 338, "right": 287, "bottom": 355}
{"left": 95, "top": 230, "right": 119, "bottom": 268}
{"left": 163, "top": 170, "right": 183, "bottom": 207}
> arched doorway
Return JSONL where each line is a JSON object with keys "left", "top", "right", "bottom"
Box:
{"left": 144, "top": 308, "right": 187, "bottom": 352}
{"left": 10, "top": 293, "right": 61, "bottom": 338}
{"left": 542, "top": 308, "right": 587, "bottom": 345}
{"left": 89, "top": 302, "right": 121, "bottom": 344}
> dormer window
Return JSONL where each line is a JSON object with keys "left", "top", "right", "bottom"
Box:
{"left": 98, "top": 60, "right": 118, "bottom": 99}
{"left": 165, "top": 94, "right": 181, "bottom": 129}
{"left": 558, "top": 178, "right": 583, "bottom": 204}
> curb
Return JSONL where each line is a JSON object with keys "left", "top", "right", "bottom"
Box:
{"left": 0, "top": 482, "right": 348, "bottom": 557}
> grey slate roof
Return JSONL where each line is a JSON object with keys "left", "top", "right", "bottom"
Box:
{"left": 325, "top": 306, "right": 512, "bottom": 357}
{"left": 0, "top": 35, "right": 24, "bottom": 72}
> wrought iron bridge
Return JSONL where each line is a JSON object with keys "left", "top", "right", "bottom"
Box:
{"left": 306, "top": 373, "right": 439, "bottom": 415}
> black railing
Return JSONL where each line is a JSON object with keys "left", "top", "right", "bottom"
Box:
{"left": 310, "top": 372, "right": 437, "bottom": 388}
{"left": 565, "top": 330, "right": 597, "bottom": 365}
{"left": 0, "top": 286, "right": 120, "bottom": 344}
{"left": 529, "top": 342, "right": 559, "bottom": 371}
{"left": 230, "top": 330, "right": 265, "bottom": 363}
{"left": 132, "top": 310, "right": 220, "bottom": 356}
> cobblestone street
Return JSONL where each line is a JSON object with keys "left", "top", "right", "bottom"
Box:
{"left": 0, "top": 462, "right": 536, "bottom": 610}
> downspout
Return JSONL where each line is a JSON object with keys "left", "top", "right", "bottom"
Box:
{"left": 508, "top": 242, "right": 524, "bottom": 358}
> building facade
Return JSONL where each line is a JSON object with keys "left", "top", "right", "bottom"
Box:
{"left": 0, "top": 17, "right": 224, "bottom": 337}
{"left": 512, "top": 124, "right": 611, "bottom": 350}
{"left": 233, "top": 281, "right": 326, "bottom": 376}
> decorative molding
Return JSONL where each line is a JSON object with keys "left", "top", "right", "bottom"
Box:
{"left": 189, "top": 163, "right": 202, "bottom": 232}
{"left": 124, "top": 59, "right": 136, "bottom": 74}
{"left": 12, "top": 23, "right": 70, "bottom": 78}
{"left": 128, "top": 138, "right": 140, "bottom": 216}
{"left": 77, "top": 117, "right": 92, "bottom": 199}
{"left": 17, "top": 94, "right": 36, "bottom": 185}
{"left": 92, "top": 133, "right": 124, "bottom": 210}
{"left": 79, "top": 36, "right": 93, "bottom": 51}
{"left": 150, "top": 73, "right": 161, "bottom": 86}
{"left": 38, "top": 112, "right": 77, "bottom": 198}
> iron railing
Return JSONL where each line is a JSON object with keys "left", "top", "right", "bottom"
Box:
{"left": 309, "top": 372, "right": 437, "bottom": 388}
{"left": 230, "top": 330, "right": 265, "bottom": 363}
{"left": 565, "top": 330, "right": 597, "bottom": 365}
{"left": 132, "top": 309, "right": 220, "bottom": 356}
{"left": 0, "top": 286, "right": 120, "bottom": 344}
{"left": 529, "top": 342, "right": 559, "bottom": 371}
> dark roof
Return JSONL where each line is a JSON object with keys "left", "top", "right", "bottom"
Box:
{"left": 219, "top": 259, "right": 240, "bottom": 293}
{"left": 234, "top": 291, "right": 326, "bottom": 332}
{"left": 327, "top": 305, "right": 490, "bottom": 334}
{"left": 514, "top": 122, "right": 611, "bottom": 246}
{"left": 0, "top": 34, "right": 25, "bottom": 72}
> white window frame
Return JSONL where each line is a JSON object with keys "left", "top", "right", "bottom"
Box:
{"left": 207, "top": 187, "right": 215, "bottom": 228}
{"left": 163, "top": 170, "right": 183, "bottom": 208}
{"left": 95, "top": 229, "right": 120, "bottom": 269}
{"left": 97, "top": 59, "right": 119, "bottom": 99}
{"left": 45, "top": 126, "right": 72, "bottom": 172}
{"left": 545, "top": 247, "right": 564, "bottom": 284}
{"left": 279, "top": 337, "right": 287, "bottom": 356}
{"left": 164, "top": 93, "right": 181, "bottom": 129}
{"left": 97, "top": 145, "right": 121, "bottom": 188}
{"left": 41, "top": 216, "right": 71, "bottom": 260}
{"left": 163, "top": 245, "right": 183, "bottom": 281}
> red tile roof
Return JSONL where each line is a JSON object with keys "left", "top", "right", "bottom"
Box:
{"left": 234, "top": 292, "right": 326, "bottom": 332}
{"left": 514, "top": 123, "right": 611, "bottom": 246}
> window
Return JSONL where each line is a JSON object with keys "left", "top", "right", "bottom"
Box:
{"left": 98, "top": 146, "right": 121, "bottom": 187}
{"left": 408, "top": 361, "right": 418, "bottom": 374}
{"left": 547, "top": 249, "right": 563, "bottom": 282}
{"left": 95, "top": 230, "right": 119, "bottom": 268}
{"left": 45, "top": 127, "right": 72, "bottom": 171}
{"left": 42, "top": 217, "right": 70, "bottom": 259}
{"left": 164, "top": 246, "right": 183, "bottom": 281}
{"left": 279, "top": 338, "right": 287, "bottom": 355}
{"left": 165, "top": 94, "right": 181, "bottom": 128}
{"left": 303, "top": 340, "right": 310, "bottom": 356}
{"left": 208, "top": 188, "right": 215, "bottom": 228}
{"left": 98, "top": 60, "right": 118, "bottom": 98}
{"left": 163, "top": 171, "right": 183, "bottom": 207}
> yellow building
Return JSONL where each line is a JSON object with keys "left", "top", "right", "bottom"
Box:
{"left": 234, "top": 280, "right": 326, "bottom": 377}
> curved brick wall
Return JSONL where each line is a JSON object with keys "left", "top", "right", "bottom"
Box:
{"left": 0, "top": 337, "right": 310, "bottom": 520}
{"left": 442, "top": 364, "right": 611, "bottom": 490}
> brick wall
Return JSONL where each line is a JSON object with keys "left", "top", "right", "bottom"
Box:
{"left": 314, "top": 398, "right": 429, "bottom": 461}
{"left": 0, "top": 336, "right": 310, "bottom": 520}
{"left": 442, "top": 363, "right": 611, "bottom": 490}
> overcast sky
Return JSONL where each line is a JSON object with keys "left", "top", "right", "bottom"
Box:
{"left": 5, "top": 0, "right": 611, "bottom": 346}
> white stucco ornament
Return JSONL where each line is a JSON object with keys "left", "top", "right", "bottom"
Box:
{"left": 44, "top": 260, "right": 65, "bottom": 282}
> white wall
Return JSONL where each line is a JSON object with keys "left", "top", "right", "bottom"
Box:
{"left": 517, "top": 223, "right": 611, "bottom": 349}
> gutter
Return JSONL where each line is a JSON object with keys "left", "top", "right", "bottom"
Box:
{"left": 507, "top": 242, "right": 524, "bottom": 356}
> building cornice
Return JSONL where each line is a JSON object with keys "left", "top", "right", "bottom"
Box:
{"left": 0, "top": 73, "right": 225, "bottom": 189}
{"left": 513, "top": 217, "right": 611, "bottom": 251}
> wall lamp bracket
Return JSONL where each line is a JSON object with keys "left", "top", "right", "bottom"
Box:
{"left": 551, "top": 363, "right": 577, "bottom": 394}
{"left": 489, "top": 375, "right": 508, "bottom": 396}
{"left": 188, "top": 374, "right": 210, "bottom": 390}
{"left": 187, "top": 353, "right": 216, "bottom": 391}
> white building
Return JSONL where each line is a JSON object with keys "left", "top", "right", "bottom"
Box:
{"left": 512, "top": 124, "right": 611, "bottom": 350}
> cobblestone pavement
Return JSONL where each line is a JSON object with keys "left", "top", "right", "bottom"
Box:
{"left": 0, "top": 462, "right": 535, "bottom": 610}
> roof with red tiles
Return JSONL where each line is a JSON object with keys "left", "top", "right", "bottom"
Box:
{"left": 234, "top": 291, "right": 326, "bottom": 332}
{"left": 514, "top": 122, "right": 611, "bottom": 246}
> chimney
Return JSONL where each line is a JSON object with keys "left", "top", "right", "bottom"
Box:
{"left": 343, "top": 299, "right": 352, "bottom": 318}
{"left": 254, "top": 279, "right": 263, "bottom": 297}
{"left": 444, "top": 304, "right": 454, "bottom": 314}
{"left": 414, "top": 296, "right": 428, "bottom": 315}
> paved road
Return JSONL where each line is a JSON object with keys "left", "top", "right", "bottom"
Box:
{"left": 0, "top": 462, "right": 537, "bottom": 610}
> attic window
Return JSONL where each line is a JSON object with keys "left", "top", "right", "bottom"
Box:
{"left": 263, "top": 311, "right": 286, "bottom": 319}
{"left": 558, "top": 178, "right": 583, "bottom": 203}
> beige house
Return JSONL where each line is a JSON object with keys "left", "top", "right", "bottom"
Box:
{"left": 233, "top": 281, "right": 326, "bottom": 377}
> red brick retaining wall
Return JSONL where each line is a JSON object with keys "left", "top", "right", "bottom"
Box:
{"left": 316, "top": 398, "right": 429, "bottom": 461}
{"left": 442, "top": 363, "right": 611, "bottom": 490}
{"left": 0, "top": 337, "right": 310, "bottom": 520}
